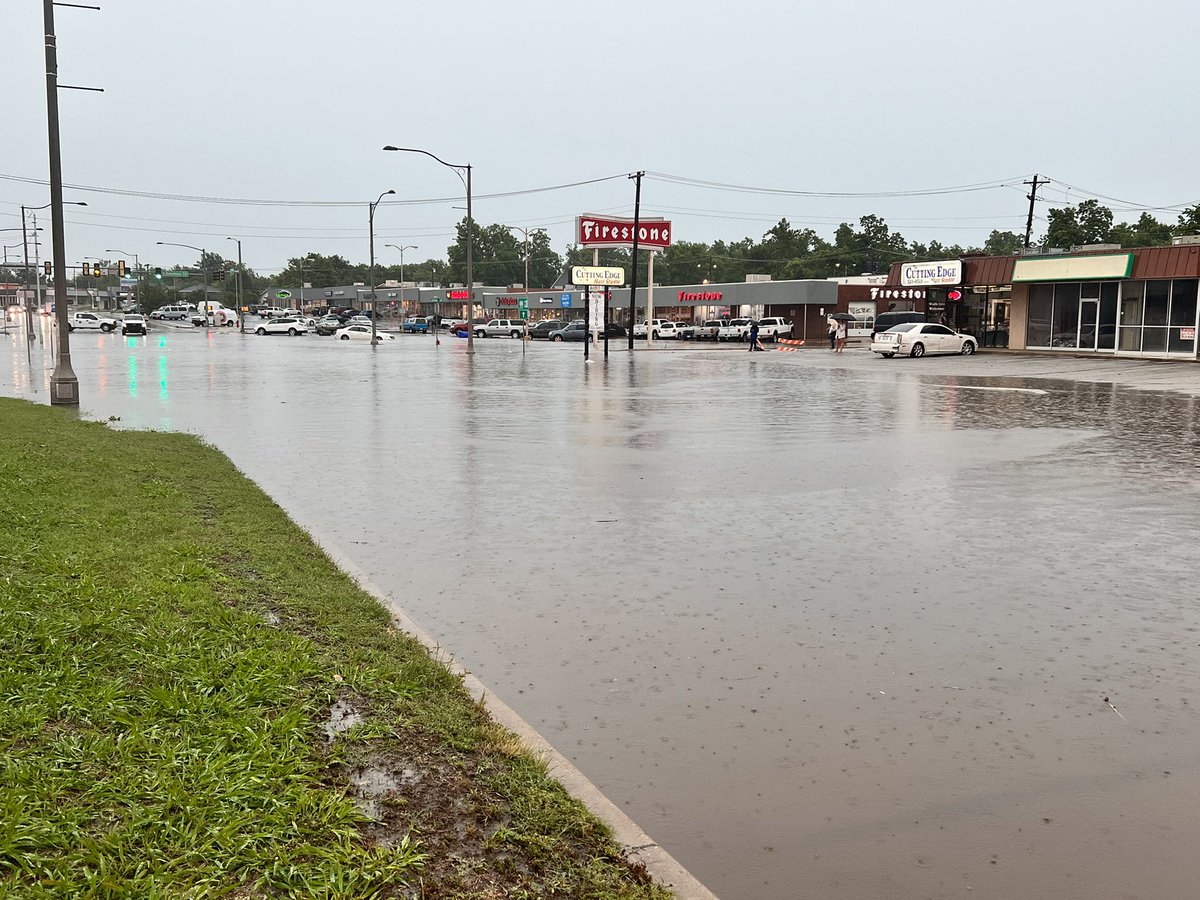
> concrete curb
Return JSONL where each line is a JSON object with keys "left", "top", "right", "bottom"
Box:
{"left": 315, "top": 536, "right": 719, "bottom": 900}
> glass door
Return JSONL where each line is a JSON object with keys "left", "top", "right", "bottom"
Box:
{"left": 1078, "top": 300, "right": 1098, "bottom": 350}
{"left": 1119, "top": 282, "right": 1144, "bottom": 352}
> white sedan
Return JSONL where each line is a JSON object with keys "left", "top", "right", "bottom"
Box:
{"left": 871, "top": 322, "right": 977, "bottom": 358}
{"left": 254, "top": 316, "right": 308, "bottom": 336}
{"left": 335, "top": 324, "right": 395, "bottom": 342}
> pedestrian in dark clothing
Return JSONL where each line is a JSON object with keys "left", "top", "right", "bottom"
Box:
{"left": 827, "top": 315, "right": 838, "bottom": 350}
{"left": 748, "top": 320, "right": 762, "bottom": 351}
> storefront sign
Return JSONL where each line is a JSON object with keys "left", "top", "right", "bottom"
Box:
{"left": 577, "top": 214, "right": 672, "bottom": 249}
{"left": 448, "top": 289, "right": 470, "bottom": 300}
{"left": 900, "top": 259, "right": 963, "bottom": 286}
{"left": 496, "top": 296, "right": 520, "bottom": 306}
{"left": 1011, "top": 253, "right": 1134, "bottom": 282}
{"left": 869, "top": 287, "right": 926, "bottom": 301}
{"left": 677, "top": 290, "right": 723, "bottom": 302}
{"left": 571, "top": 265, "right": 625, "bottom": 286}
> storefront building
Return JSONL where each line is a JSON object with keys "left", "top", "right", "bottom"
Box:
{"left": 886, "top": 256, "right": 1016, "bottom": 347}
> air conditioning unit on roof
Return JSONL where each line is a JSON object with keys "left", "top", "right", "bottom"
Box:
{"left": 1171, "top": 234, "right": 1200, "bottom": 246}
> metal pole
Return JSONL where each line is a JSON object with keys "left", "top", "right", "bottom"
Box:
{"left": 524, "top": 228, "right": 530, "bottom": 291}
{"left": 465, "top": 164, "right": 474, "bottom": 354}
{"left": 627, "top": 170, "right": 643, "bottom": 351}
{"left": 45, "top": 0, "right": 77, "bottom": 404}
{"left": 21, "top": 206, "right": 34, "bottom": 344}
{"left": 583, "top": 286, "right": 590, "bottom": 362}
{"left": 647, "top": 251, "right": 656, "bottom": 348}
{"left": 603, "top": 286, "right": 609, "bottom": 357}
{"left": 369, "top": 202, "right": 377, "bottom": 345}
{"left": 235, "top": 240, "right": 244, "bottom": 333}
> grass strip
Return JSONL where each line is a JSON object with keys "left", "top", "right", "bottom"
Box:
{"left": 0, "top": 398, "right": 669, "bottom": 899}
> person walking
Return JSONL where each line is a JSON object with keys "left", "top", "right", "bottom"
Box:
{"left": 835, "top": 317, "right": 848, "bottom": 353}
{"left": 827, "top": 314, "right": 838, "bottom": 351}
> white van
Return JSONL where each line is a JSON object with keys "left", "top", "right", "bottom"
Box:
{"left": 198, "top": 301, "right": 239, "bottom": 327}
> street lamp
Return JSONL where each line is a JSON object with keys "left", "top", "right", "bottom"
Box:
{"left": 503, "top": 225, "right": 546, "bottom": 292}
{"left": 368, "top": 189, "right": 395, "bottom": 344}
{"left": 225, "top": 237, "right": 245, "bottom": 333}
{"left": 156, "top": 241, "right": 209, "bottom": 321}
{"left": 22, "top": 201, "right": 84, "bottom": 346}
{"left": 383, "top": 145, "right": 474, "bottom": 353}
{"left": 384, "top": 243, "right": 417, "bottom": 316}
{"left": 105, "top": 248, "right": 141, "bottom": 311}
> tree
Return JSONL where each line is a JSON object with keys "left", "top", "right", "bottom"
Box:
{"left": 983, "top": 230, "right": 1024, "bottom": 255}
{"left": 1110, "top": 212, "right": 1173, "bottom": 248}
{"left": 271, "top": 253, "right": 358, "bottom": 288}
{"left": 1044, "top": 199, "right": 1113, "bottom": 248}
{"left": 447, "top": 220, "right": 526, "bottom": 286}
{"left": 1176, "top": 204, "right": 1200, "bottom": 237}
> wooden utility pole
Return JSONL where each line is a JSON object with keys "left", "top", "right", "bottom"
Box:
{"left": 1023, "top": 174, "right": 1049, "bottom": 249}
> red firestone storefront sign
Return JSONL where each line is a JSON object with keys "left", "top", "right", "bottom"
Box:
{"left": 678, "top": 290, "right": 723, "bottom": 302}
{"left": 577, "top": 214, "right": 672, "bottom": 249}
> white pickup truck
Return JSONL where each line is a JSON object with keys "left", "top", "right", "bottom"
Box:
{"left": 633, "top": 319, "right": 671, "bottom": 339}
{"left": 67, "top": 311, "right": 118, "bottom": 332}
{"left": 756, "top": 317, "right": 793, "bottom": 341}
{"left": 474, "top": 319, "right": 527, "bottom": 338}
{"left": 717, "top": 318, "right": 752, "bottom": 342}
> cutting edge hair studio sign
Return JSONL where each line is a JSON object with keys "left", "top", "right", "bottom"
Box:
{"left": 900, "top": 259, "right": 963, "bottom": 287}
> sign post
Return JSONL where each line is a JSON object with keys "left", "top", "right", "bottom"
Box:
{"left": 518, "top": 297, "right": 528, "bottom": 355}
{"left": 570, "top": 266, "right": 626, "bottom": 362}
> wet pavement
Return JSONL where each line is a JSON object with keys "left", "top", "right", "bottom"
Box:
{"left": 5, "top": 319, "right": 1200, "bottom": 899}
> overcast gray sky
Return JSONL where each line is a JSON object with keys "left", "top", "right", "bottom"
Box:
{"left": 6, "top": 0, "right": 1199, "bottom": 276}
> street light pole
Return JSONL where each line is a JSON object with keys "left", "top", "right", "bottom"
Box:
{"left": 384, "top": 243, "right": 417, "bottom": 315}
{"left": 368, "top": 189, "right": 396, "bottom": 345}
{"left": 226, "top": 237, "right": 245, "bottom": 333}
{"left": 383, "top": 146, "right": 474, "bottom": 353}
{"left": 44, "top": 0, "right": 78, "bottom": 404}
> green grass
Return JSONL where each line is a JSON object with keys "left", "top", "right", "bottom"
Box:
{"left": 0, "top": 398, "right": 670, "bottom": 899}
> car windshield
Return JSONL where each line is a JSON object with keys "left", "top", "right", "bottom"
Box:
{"left": 886, "top": 323, "right": 921, "bottom": 333}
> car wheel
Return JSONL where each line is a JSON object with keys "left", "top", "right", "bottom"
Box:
{"left": 510, "top": 331, "right": 520, "bottom": 338}
{"left": 100, "top": 323, "right": 113, "bottom": 332}
{"left": 288, "top": 328, "right": 298, "bottom": 336}
{"left": 340, "top": 334, "right": 350, "bottom": 340}
{"left": 960, "top": 340, "right": 976, "bottom": 355}
{"left": 255, "top": 327, "right": 266, "bottom": 335}
{"left": 882, "top": 352, "right": 895, "bottom": 359}
{"left": 652, "top": 331, "right": 659, "bottom": 339}
{"left": 910, "top": 342, "right": 925, "bottom": 358}
{"left": 552, "top": 335, "right": 563, "bottom": 342}
{"left": 226, "top": 320, "right": 235, "bottom": 327}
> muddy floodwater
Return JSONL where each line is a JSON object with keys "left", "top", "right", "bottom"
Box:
{"left": 6, "top": 322, "right": 1200, "bottom": 899}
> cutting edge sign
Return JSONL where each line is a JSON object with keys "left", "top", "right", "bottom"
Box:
{"left": 899, "top": 259, "right": 963, "bottom": 287}
{"left": 577, "top": 214, "right": 672, "bottom": 249}
{"left": 571, "top": 265, "right": 626, "bottom": 286}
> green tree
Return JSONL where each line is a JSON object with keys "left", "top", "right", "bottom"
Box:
{"left": 1176, "top": 204, "right": 1200, "bottom": 236}
{"left": 271, "top": 253, "right": 359, "bottom": 288}
{"left": 983, "top": 230, "right": 1024, "bottom": 254}
{"left": 1044, "top": 199, "right": 1113, "bottom": 248}
{"left": 1110, "top": 212, "right": 1173, "bottom": 248}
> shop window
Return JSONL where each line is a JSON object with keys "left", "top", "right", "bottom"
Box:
{"left": 1098, "top": 283, "right": 1118, "bottom": 350}
{"left": 1027, "top": 283, "right": 1053, "bottom": 347}
{"left": 1119, "top": 282, "right": 1144, "bottom": 351}
{"left": 1169, "top": 279, "right": 1198, "bottom": 354}
{"left": 1144, "top": 280, "right": 1170, "bottom": 326}
{"left": 1051, "top": 282, "right": 1080, "bottom": 347}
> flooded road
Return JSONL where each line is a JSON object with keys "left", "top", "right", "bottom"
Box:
{"left": 6, "top": 322, "right": 1200, "bottom": 899}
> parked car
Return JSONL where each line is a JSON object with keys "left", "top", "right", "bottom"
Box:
{"left": 691, "top": 319, "right": 725, "bottom": 341}
{"left": 676, "top": 322, "right": 696, "bottom": 340}
{"left": 254, "top": 317, "right": 308, "bottom": 336}
{"left": 335, "top": 324, "right": 394, "bottom": 341}
{"left": 633, "top": 319, "right": 669, "bottom": 339}
{"left": 346, "top": 315, "right": 373, "bottom": 327}
{"left": 529, "top": 319, "right": 567, "bottom": 339}
{"left": 870, "top": 311, "right": 927, "bottom": 341}
{"left": 870, "top": 322, "right": 977, "bottom": 358}
{"left": 718, "top": 318, "right": 753, "bottom": 342}
{"left": 549, "top": 321, "right": 588, "bottom": 342}
{"left": 402, "top": 317, "right": 431, "bottom": 333}
{"left": 67, "top": 311, "right": 118, "bottom": 332}
{"left": 474, "top": 318, "right": 527, "bottom": 338}
{"left": 315, "top": 316, "right": 343, "bottom": 335}
{"left": 756, "top": 317, "right": 793, "bottom": 341}
{"left": 257, "top": 306, "right": 292, "bottom": 319}
{"left": 121, "top": 313, "right": 147, "bottom": 335}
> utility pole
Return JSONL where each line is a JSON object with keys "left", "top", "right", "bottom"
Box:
{"left": 1023, "top": 174, "right": 1049, "bottom": 250}
{"left": 627, "top": 170, "right": 644, "bottom": 351}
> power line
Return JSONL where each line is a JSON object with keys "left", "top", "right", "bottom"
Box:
{"left": 645, "top": 171, "right": 1032, "bottom": 199}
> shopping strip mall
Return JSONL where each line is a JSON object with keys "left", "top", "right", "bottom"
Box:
{"left": 876, "top": 239, "right": 1200, "bottom": 358}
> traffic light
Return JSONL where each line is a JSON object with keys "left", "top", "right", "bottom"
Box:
{"left": 43, "top": 262, "right": 51, "bottom": 277}
{"left": 214, "top": 269, "right": 226, "bottom": 282}
{"left": 154, "top": 267, "right": 163, "bottom": 280}
{"left": 117, "top": 260, "right": 126, "bottom": 278}
{"left": 92, "top": 263, "right": 102, "bottom": 278}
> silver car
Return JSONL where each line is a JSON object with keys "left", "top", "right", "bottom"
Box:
{"left": 871, "top": 322, "right": 977, "bottom": 358}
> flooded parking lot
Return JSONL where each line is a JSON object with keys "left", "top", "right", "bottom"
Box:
{"left": 5, "top": 322, "right": 1200, "bottom": 899}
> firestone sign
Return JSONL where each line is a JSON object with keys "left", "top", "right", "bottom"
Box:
{"left": 577, "top": 214, "right": 672, "bottom": 250}
{"left": 899, "top": 259, "right": 963, "bottom": 287}
{"left": 678, "top": 290, "right": 723, "bottom": 302}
